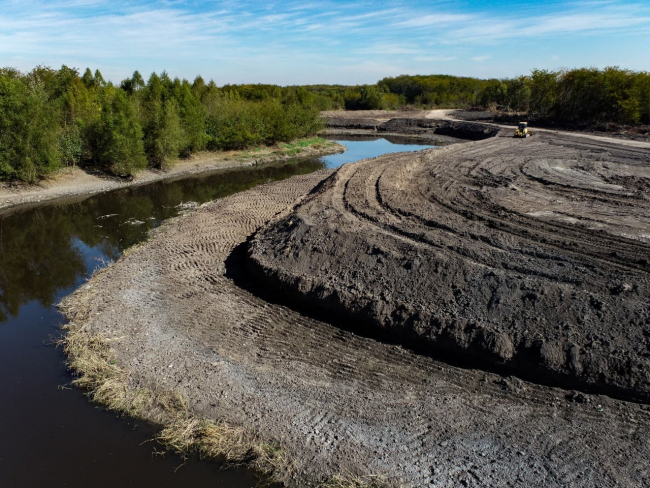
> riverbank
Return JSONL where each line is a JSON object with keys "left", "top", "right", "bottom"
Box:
{"left": 59, "top": 121, "right": 650, "bottom": 487}
{"left": 0, "top": 137, "right": 344, "bottom": 214}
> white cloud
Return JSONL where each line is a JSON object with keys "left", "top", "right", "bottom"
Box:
{"left": 395, "top": 13, "right": 474, "bottom": 27}
{"left": 0, "top": 0, "right": 648, "bottom": 84}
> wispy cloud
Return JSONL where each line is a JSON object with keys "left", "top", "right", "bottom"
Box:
{"left": 0, "top": 0, "right": 648, "bottom": 84}
{"left": 394, "top": 13, "right": 474, "bottom": 28}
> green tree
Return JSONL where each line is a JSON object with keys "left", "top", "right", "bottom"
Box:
{"left": 504, "top": 77, "right": 530, "bottom": 112}
{"left": 131, "top": 70, "right": 145, "bottom": 91}
{"left": 0, "top": 74, "right": 61, "bottom": 181}
{"left": 94, "top": 69, "right": 106, "bottom": 88}
{"left": 359, "top": 85, "right": 384, "bottom": 109}
{"left": 81, "top": 68, "right": 94, "bottom": 88}
{"left": 478, "top": 79, "right": 508, "bottom": 108}
{"left": 528, "top": 69, "right": 559, "bottom": 118}
{"left": 91, "top": 88, "right": 146, "bottom": 175}
{"left": 144, "top": 98, "right": 185, "bottom": 167}
{"left": 173, "top": 82, "right": 207, "bottom": 154}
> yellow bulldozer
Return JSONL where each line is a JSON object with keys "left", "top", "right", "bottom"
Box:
{"left": 514, "top": 122, "right": 532, "bottom": 138}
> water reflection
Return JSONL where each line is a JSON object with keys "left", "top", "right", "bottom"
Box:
{"left": 319, "top": 136, "right": 436, "bottom": 168}
{"left": 0, "top": 137, "right": 438, "bottom": 487}
{"left": 0, "top": 158, "right": 324, "bottom": 322}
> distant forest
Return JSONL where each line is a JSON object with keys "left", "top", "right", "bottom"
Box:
{"left": 306, "top": 67, "right": 650, "bottom": 126}
{"left": 1, "top": 66, "right": 648, "bottom": 182}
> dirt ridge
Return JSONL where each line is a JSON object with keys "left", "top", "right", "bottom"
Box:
{"left": 60, "top": 126, "right": 650, "bottom": 487}
{"left": 324, "top": 116, "right": 500, "bottom": 141}
{"left": 248, "top": 132, "right": 650, "bottom": 402}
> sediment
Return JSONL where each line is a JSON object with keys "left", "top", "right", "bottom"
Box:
{"left": 324, "top": 116, "right": 500, "bottom": 141}
{"left": 249, "top": 131, "right": 650, "bottom": 402}
{"left": 61, "top": 123, "right": 650, "bottom": 487}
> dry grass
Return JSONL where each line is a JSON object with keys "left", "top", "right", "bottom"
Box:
{"left": 157, "top": 414, "right": 291, "bottom": 479}
{"left": 58, "top": 312, "right": 292, "bottom": 484}
{"left": 320, "top": 475, "right": 390, "bottom": 488}
{"left": 57, "top": 268, "right": 390, "bottom": 488}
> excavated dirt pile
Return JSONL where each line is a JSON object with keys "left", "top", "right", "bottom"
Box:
{"left": 61, "top": 126, "right": 650, "bottom": 487}
{"left": 248, "top": 131, "right": 650, "bottom": 402}
{"left": 325, "top": 116, "right": 499, "bottom": 141}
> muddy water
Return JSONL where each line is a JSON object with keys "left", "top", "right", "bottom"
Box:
{"left": 0, "top": 137, "right": 435, "bottom": 487}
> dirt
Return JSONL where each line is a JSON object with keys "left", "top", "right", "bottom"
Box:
{"left": 0, "top": 139, "right": 343, "bottom": 214}
{"left": 323, "top": 113, "right": 499, "bottom": 142}
{"left": 326, "top": 109, "right": 650, "bottom": 144}
{"left": 449, "top": 109, "right": 650, "bottom": 142}
{"left": 249, "top": 131, "right": 650, "bottom": 403}
{"left": 60, "top": 117, "right": 650, "bottom": 487}
{"left": 424, "top": 108, "right": 650, "bottom": 143}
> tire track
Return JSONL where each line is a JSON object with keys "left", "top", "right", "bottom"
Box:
{"left": 65, "top": 145, "right": 650, "bottom": 487}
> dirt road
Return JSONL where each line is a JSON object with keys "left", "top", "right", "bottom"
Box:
{"left": 62, "top": 125, "right": 650, "bottom": 486}
{"left": 427, "top": 109, "right": 650, "bottom": 149}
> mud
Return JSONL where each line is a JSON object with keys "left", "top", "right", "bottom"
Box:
{"left": 249, "top": 131, "right": 650, "bottom": 403}
{"left": 324, "top": 115, "right": 499, "bottom": 141}
{"left": 60, "top": 124, "right": 650, "bottom": 487}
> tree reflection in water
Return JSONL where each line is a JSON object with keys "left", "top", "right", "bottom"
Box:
{"left": 0, "top": 158, "right": 324, "bottom": 322}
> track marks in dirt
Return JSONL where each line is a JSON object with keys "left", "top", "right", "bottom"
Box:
{"left": 250, "top": 132, "right": 650, "bottom": 402}
{"left": 65, "top": 144, "right": 650, "bottom": 487}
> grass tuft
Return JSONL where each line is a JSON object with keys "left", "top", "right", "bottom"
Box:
{"left": 57, "top": 268, "right": 390, "bottom": 488}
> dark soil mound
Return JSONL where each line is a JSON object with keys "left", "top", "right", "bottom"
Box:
{"left": 248, "top": 131, "right": 650, "bottom": 402}
{"left": 325, "top": 116, "right": 500, "bottom": 141}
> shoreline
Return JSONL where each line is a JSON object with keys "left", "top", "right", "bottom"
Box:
{"left": 0, "top": 138, "right": 344, "bottom": 215}
{"left": 58, "top": 128, "right": 650, "bottom": 487}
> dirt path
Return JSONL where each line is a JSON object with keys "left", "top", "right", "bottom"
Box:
{"left": 424, "top": 109, "right": 456, "bottom": 121}
{"left": 429, "top": 109, "right": 650, "bottom": 149}
{"left": 0, "top": 140, "right": 343, "bottom": 214}
{"left": 62, "top": 131, "right": 650, "bottom": 486}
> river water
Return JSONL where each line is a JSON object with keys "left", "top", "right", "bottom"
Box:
{"left": 0, "top": 137, "right": 435, "bottom": 487}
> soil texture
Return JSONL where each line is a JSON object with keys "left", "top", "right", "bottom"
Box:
{"left": 249, "top": 131, "right": 650, "bottom": 402}
{"left": 62, "top": 126, "right": 650, "bottom": 486}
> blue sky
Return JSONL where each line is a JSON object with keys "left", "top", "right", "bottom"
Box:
{"left": 1, "top": 0, "right": 648, "bottom": 85}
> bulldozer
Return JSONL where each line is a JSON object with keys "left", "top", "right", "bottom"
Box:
{"left": 514, "top": 121, "right": 532, "bottom": 138}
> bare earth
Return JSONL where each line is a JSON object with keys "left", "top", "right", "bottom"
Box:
{"left": 61, "top": 119, "right": 650, "bottom": 487}
{"left": 250, "top": 132, "right": 650, "bottom": 402}
{"left": 0, "top": 140, "right": 343, "bottom": 213}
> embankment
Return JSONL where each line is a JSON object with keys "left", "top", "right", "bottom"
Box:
{"left": 60, "top": 122, "right": 650, "bottom": 487}
{"left": 0, "top": 138, "right": 343, "bottom": 214}
{"left": 248, "top": 131, "right": 650, "bottom": 402}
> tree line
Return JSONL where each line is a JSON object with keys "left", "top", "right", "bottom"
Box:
{"left": 207, "top": 67, "right": 650, "bottom": 124}
{"left": 2, "top": 65, "right": 648, "bottom": 183}
{"left": 310, "top": 68, "right": 650, "bottom": 125}
{"left": 0, "top": 66, "right": 323, "bottom": 182}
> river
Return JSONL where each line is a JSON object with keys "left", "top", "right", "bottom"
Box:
{"left": 0, "top": 137, "right": 435, "bottom": 487}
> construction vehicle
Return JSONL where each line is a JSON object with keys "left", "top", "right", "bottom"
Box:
{"left": 514, "top": 121, "right": 532, "bottom": 138}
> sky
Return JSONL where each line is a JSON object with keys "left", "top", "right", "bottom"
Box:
{"left": 1, "top": 0, "right": 648, "bottom": 85}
